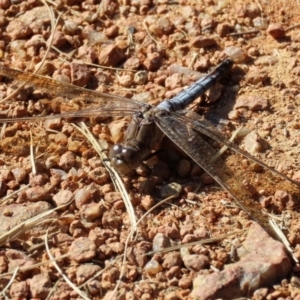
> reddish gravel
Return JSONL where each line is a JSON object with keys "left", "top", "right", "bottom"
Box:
{"left": 0, "top": 0, "right": 300, "bottom": 299}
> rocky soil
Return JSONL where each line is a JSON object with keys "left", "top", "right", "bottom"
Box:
{"left": 0, "top": 0, "right": 300, "bottom": 299}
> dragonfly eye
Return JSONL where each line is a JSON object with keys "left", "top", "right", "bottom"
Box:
{"left": 109, "top": 144, "right": 137, "bottom": 174}
{"left": 121, "top": 147, "right": 136, "bottom": 163}
{"left": 109, "top": 144, "right": 123, "bottom": 157}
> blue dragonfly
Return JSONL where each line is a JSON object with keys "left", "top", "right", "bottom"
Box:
{"left": 0, "top": 59, "right": 298, "bottom": 237}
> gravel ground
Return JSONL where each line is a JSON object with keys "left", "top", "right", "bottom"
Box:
{"left": 0, "top": 0, "right": 300, "bottom": 299}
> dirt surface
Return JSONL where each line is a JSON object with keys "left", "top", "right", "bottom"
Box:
{"left": 0, "top": 0, "right": 300, "bottom": 299}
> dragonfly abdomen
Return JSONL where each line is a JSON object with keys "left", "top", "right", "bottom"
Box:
{"left": 157, "top": 59, "right": 233, "bottom": 112}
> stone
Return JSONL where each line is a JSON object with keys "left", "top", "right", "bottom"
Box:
{"left": 266, "top": 23, "right": 285, "bottom": 39}
{"left": 244, "top": 131, "right": 267, "bottom": 154}
{"left": 160, "top": 182, "right": 182, "bottom": 198}
{"left": 245, "top": 67, "right": 268, "bottom": 85}
{"left": 182, "top": 254, "right": 210, "bottom": 271}
{"left": 58, "top": 151, "right": 76, "bottom": 170}
{"left": 127, "top": 241, "right": 151, "bottom": 267}
{"left": 10, "top": 281, "right": 29, "bottom": 299}
{"left": 98, "top": 44, "right": 124, "bottom": 67}
{"left": 0, "top": 202, "right": 53, "bottom": 235}
{"left": 152, "top": 233, "right": 171, "bottom": 251}
{"left": 29, "top": 274, "right": 52, "bottom": 298}
{"left": 69, "top": 237, "right": 97, "bottom": 263}
{"left": 143, "top": 52, "right": 162, "bottom": 71}
{"left": 74, "top": 187, "right": 92, "bottom": 209}
{"left": 76, "top": 264, "right": 102, "bottom": 285}
{"left": 191, "top": 223, "right": 292, "bottom": 299}
{"left": 70, "top": 62, "right": 91, "bottom": 87}
{"left": 6, "top": 19, "right": 32, "bottom": 40}
{"left": 176, "top": 159, "right": 191, "bottom": 178}
{"left": 144, "top": 259, "right": 163, "bottom": 275}
{"left": 189, "top": 36, "right": 217, "bottom": 48}
{"left": 234, "top": 95, "right": 269, "bottom": 111}
{"left": 53, "top": 189, "right": 73, "bottom": 207}
{"left": 162, "top": 252, "right": 183, "bottom": 269}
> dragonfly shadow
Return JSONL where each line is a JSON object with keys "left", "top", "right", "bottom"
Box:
{"left": 203, "top": 63, "right": 244, "bottom": 124}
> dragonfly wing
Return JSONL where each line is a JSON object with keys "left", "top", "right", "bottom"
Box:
{"left": 172, "top": 110, "right": 300, "bottom": 189}
{"left": 155, "top": 111, "right": 276, "bottom": 237}
{"left": 0, "top": 66, "right": 148, "bottom": 122}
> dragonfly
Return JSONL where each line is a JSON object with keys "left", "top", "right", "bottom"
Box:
{"left": 0, "top": 59, "right": 299, "bottom": 237}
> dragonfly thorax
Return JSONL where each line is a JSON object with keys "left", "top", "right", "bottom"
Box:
{"left": 109, "top": 144, "right": 142, "bottom": 174}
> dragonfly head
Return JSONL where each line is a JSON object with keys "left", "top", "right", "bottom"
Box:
{"left": 109, "top": 144, "right": 141, "bottom": 175}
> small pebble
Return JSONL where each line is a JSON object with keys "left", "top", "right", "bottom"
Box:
{"left": 118, "top": 74, "right": 133, "bottom": 87}
{"left": 98, "top": 44, "right": 124, "bottom": 67}
{"left": 58, "top": 151, "right": 76, "bottom": 171}
{"left": 266, "top": 23, "right": 285, "bottom": 39}
{"left": 141, "top": 195, "right": 156, "bottom": 210}
{"left": 234, "top": 95, "right": 269, "bottom": 111}
{"left": 224, "top": 46, "right": 246, "bottom": 63}
{"left": 182, "top": 254, "right": 210, "bottom": 271}
{"left": 152, "top": 233, "right": 171, "bottom": 251}
{"left": 143, "top": 52, "right": 162, "bottom": 71}
{"left": 200, "top": 173, "right": 214, "bottom": 185}
{"left": 190, "top": 36, "right": 217, "bottom": 48}
{"left": 244, "top": 131, "right": 266, "bottom": 154}
{"left": 124, "top": 56, "right": 141, "bottom": 70}
{"left": 252, "top": 17, "right": 268, "bottom": 29}
{"left": 160, "top": 182, "right": 182, "bottom": 198}
{"left": 133, "top": 71, "right": 148, "bottom": 85}
{"left": 176, "top": 159, "right": 191, "bottom": 178}
{"left": 68, "top": 237, "right": 97, "bottom": 263}
{"left": 144, "top": 260, "right": 163, "bottom": 275}
{"left": 228, "top": 109, "right": 240, "bottom": 120}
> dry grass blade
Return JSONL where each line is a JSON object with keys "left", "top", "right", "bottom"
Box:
{"left": 73, "top": 122, "right": 137, "bottom": 229}
{"left": 78, "top": 255, "right": 122, "bottom": 289}
{"left": 73, "top": 122, "right": 140, "bottom": 300}
{"left": 269, "top": 219, "right": 299, "bottom": 263}
{"left": 53, "top": 41, "right": 137, "bottom": 72}
{"left": 45, "top": 230, "right": 91, "bottom": 300}
{"left": 187, "top": 52, "right": 198, "bottom": 69}
{"left": 29, "top": 129, "right": 37, "bottom": 176}
{"left": 145, "top": 230, "right": 247, "bottom": 256}
{"left": 27, "top": 230, "right": 60, "bottom": 253}
{"left": 0, "top": 184, "right": 29, "bottom": 206}
{"left": 0, "top": 201, "right": 72, "bottom": 246}
{"left": 0, "top": 122, "right": 7, "bottom": 139}
{"left": 143, "top": 19, "right": 163, "bottom": 47}
{"left": 44, "top": 0, "right": 58, "bottom": 6}
{"left": 212, "top": 127, "right": 247, "bottom": 161}
{"left": 0, "top": 244, "right": 93, "bottom": 279}
{"left": 286, "top": 22, "right": 300, "bottom": 31}
{"left": 109, "top": 191, "right": 181, "bottom": 300}
{"left": 45, "top": 280, "right": 61, "bottom": 300}
{"left": 0, "top": 266, "right": 19, "bottom": 297}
